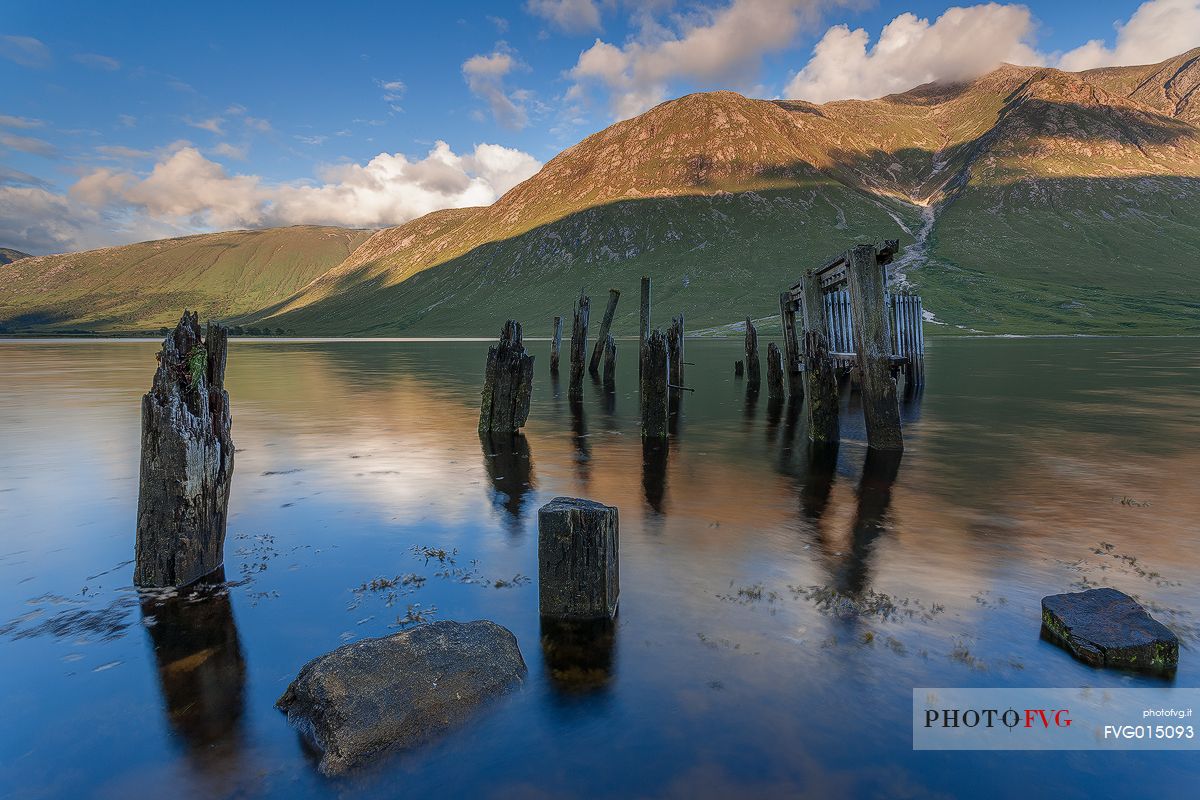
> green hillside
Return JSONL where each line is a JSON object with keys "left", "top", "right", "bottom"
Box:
{"left": 0, "top": 226, "right": 370, "bottom": 333}
{"left": 0, "top": 248, "right": 30, "bottom": 265}
{"left": 3, "top": 50, "right": 1199, "bottom": 336}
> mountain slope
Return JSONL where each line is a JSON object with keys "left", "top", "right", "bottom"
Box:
{"left": 1, "top": 226, "right": 370, "bottom": 332}
{"left": 3, "top": 49, "right": 1200, "bottom": 336}
{"left": 0, "top": 248, "right": 30, "bottom": 265}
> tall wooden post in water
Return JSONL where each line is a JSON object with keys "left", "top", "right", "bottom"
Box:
{"left": 800, "top": 270, "right": 840, "bottom": 446}
{"left": 589, "top": 289, "right": 620, "bottom": 375}
{"left": 846, "top": 244, "right": 903, "bottom": 451}
{"left": 766, "top": 343, "right": 785, "bottom": 401}
{"left": 479, "top": 320, "right": 535, "bottom": 434}
{"left": 779, "top": 291, "right": 803, "bottom": 399}
{"left": 569, "top": 292, "right": 590, "bottom": 401}
{"left": 134, "top": 312, "right": 235, "bottom": 588}
{"left": 550, "top": 315, "right": 563, "bottom": 374}
{"left": 744, "top": 317, "right": 761, "bottom": 390}
{"left": 640, "top": 329, "right": 669, "bottom": 438}
{"left": 639, "top": 276, "right": 651, "bottom": 378}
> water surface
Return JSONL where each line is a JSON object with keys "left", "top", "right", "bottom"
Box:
{"left": 1, "top": 337, "right": 1198, "bottom": 798}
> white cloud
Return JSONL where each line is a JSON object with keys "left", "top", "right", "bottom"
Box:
{"left": 185, "top": 116, "right": 225, "bottom": 135}
{"left": 568, "top": 0, "right": 827, "bottom": 120}
{"left": 0, "top": 114, "right": 44, "bottom": 129}
{"left": 0, "top": 133, "right": 59, "bottom": 157}
{"left": 0, "top": 35, "right": 51, "bottom": 68}
{"left": 1057, "top": 0, "right": 1200, "bottom": 71}
{"left": 526, "top": 0, "right": 603, "bottom": 34}
{"left": 785, "top": 4, "right": 1042, "bottom": 102}
{"left": 75, "top": 52, "right": 120, "bottom": 71}
{"left": 462, "top": 46, "right": 530, "bottom": 129}
{"left": 2, "top": 142, "right": 542, "bottom": 253}
{"left": 375, "top": 77, "right": 407, "bottom": 112}
{"left": 212, "top": 142, "right": 248, "bottom": 160}
{"left": 96, "top": 144, "right": 152, "bottom": 159}
{"left": 117, "top": 114, "right": 137, "bottom": 128}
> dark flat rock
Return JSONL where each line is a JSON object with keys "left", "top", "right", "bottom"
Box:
{"left": 276, "top": 620, "right": 526, "bottom": 775}
{"left": 1041, "top": 588, "right": 1178, "bottom": 672}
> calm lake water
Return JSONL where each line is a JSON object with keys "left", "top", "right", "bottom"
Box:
{"left": 1, "top": 337, "right": 1198, "bottom": 798}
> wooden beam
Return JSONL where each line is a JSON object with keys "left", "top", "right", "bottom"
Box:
{"left": 779, "top": 291, "right": 803, "bottom": 399}
{"left": 588, "top": 288, "right": 620, "bottom": 375}
{"left": 800, "top": 269, "right": 839, "bottom": 446}
{"left": 846, "top": 244, "right": 903, "bottom": 451}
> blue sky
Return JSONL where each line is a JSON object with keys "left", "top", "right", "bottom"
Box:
{"left": 2, "top": 0, "right": 1197, "bottom": 254}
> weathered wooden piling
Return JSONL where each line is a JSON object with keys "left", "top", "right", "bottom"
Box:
{"left": 602, "top": 334, "right": 616, "bottom": 387}
{"left": 846, "top": 244, "right": 903, "bottom": 451}
{"left": 538, "top": 497, "right": 619, "bottom": 620}
{"left": 666, "top": 313, "right": 685, "bottom": 388}
{"left": 778, "top": 291, "right": 803, "bottom": 398}
{"left": 479, "top": 320, "right": 535, "bottom": 433}
{"left": 800, "top": 270, "right": 839, "bottom": 446}
{"left": 766, "top": 342, "right": 785, "bottom": 401}
{"left": 588, "top": 289, "right": 620, "bottom": 375}
{"left": 639, "top": 329, "right": 669, "bottom": 439}
{"left": 744, "top": 317, "right": 761, "bottom": 389}
{"left": 134, "top": 311, "right": 235, "bottom": 588}
{"left": 569, "top": 292, "right": 590, "bottom": 400}
{"left": 550, "top": 315, "right": 563, "bottom": 374}
{"left": 734, "top": 359, "right": 744, "bottom": 377}
{"left": 638, "top": 276, "right": 651, "bottom": 378}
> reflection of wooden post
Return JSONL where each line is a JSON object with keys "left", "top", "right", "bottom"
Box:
{"left": 846, "top": 244, "right": 902, "bottom": 451}
{"left": 538, "top": 497, "right": 619, "bottom": 620}
{"left": 744, "top": 317, "right": 760, "bottom": 389}
{"left": 550, "top": 316, "right": 563, "bottom": 374}
{"left": 639, "top": 330, "right": 669, "bottom": 438}
{"left": 135, "top": 312, "right": 235, "bottom": 588}
{"left": 800, "top": 270, "right": 839, "bottom": 446}
{"left": 602, "top": 335, "right": 616, "bottom": 387}
{"left": 779, "top": 291, "right": 803, "bottom": 399}
{"left": 479, "top": 320, "right": 535, "bottom": 433}
{"left": 589, "top": 289, "right": 620, "bottom": 375}
{"left": 766, "top": 342, "right": 785, "bottom": 401}
{"left": 569, "top": 292, "right": 589, "bottom": 401}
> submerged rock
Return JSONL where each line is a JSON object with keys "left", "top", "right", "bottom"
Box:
{"left": 276, "top": 620, "right": 526, "bottom": 775}
{"left": 1041, "top": 588, "right": 1178, "bottom": 672}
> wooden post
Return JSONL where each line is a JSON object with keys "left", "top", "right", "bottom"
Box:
{"left": 569, "top": 291, "right": 589, "bottom": 401}
{"left": 915, "top": 296, "right": 926, "bottom": 387}
{"left": 666, "top": 314, "right": 685, "bottom": 389}
{"left": 589, "top": 289, "right": 620, "bottom": 375}
{"left": 550, "top": 315, "right": 563, "bottom": 374}
{"left": 846, "top": 244, "right": 903, "bottom": 451}
{"left": 800, "top": 270, "right": 839, "bottom": 446}
{"left": 639, "top": 276, "right": 651, "bottom": 378}
{"left": 479, "top": 320, "right": 536, "bottom": 433}
{"left": 134, "top": 311, "right": 235, "bottom": 588}
{"left": 639, "top": 329, "right": 669, "bottom": 439}
{"left": 766, "top": 342, "right": 785, "bottom": 401}
{"left": 779, "top": 291, "right": 803, "bottom": 399}
{"left": 744, "top": 317, "right": 761, "bottom": 389}
{"left": 734, "top": 359, "right": 744, "bottom": 377}
{"left": 538, "top": 497, "right": 619, "bottom": 620}
{"left": 602, "top": 334, "right": 616, "bottom": 387}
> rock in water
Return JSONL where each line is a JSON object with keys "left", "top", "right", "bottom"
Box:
{"left": 1041, "top": 588, "right": 1178, "bottom": 672}
{"left": 276, "top": 620, "right": 527, "bottom": 775}
{"left": 134, "top": 311, "right": 234, "bottom": 588}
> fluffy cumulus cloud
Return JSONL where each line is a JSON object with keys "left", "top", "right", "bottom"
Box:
{"left": 462, "top": 47, "right": 530, "bottom": 129}
{"left": 1057, "top": 0, "right": 1200, "bottom": 71}
{"left": 569, "top": 0, "right": 828, "bottom": 120}
{"left": 1, "top": 142, "right": 542, "bottom": 254}
{"left": 526, "top": 0, "right": 603, "bottom": 34}
{"left": 785, "top": 3, "right": 1041, "bottom": 102}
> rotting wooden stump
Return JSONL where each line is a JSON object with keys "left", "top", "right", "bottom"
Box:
{"left": 479, "top": 320, "right": 535, "bottom": 433}
{"left": 589, "top": 289, "right": 620, "bottom": 375}
{"left": 134, "top": 311, "right": 234, "bottom": 588}
{"left": 569, "top": 292, "right": 590, "bottom": 400}
{"left": 846, "top": 244, "right": 902, "bottom": 451}
{"left": 734, "top": 359, "right": 744, "bottom": 377}
{"left": 779, "top": 291, "right": 803, "bottom": 399}
{"left": 602, "top": 334, "right": 616, "bottom": 388}
{"left": 550, "top": 315, "right": 563, "bottom": 374}
{"left": 639, "top": 276, "right": 651, "bottom": 377}
{"left": 538, "top": 497, "right": 619, "bottom": 620}
{"left": 804, "top": 330, "right": 840, "bottom": 446}
{"left": 639, "top": 329, "right": 669, "bottom": 439}
{"left": 766, "top": 342, "right": 785, "bottom": 401}
{"left": 666, "top": 313, "right": 685, "bottom": 388}
{"left": 744, "top": 317, "right": 761, "bottom": 389}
